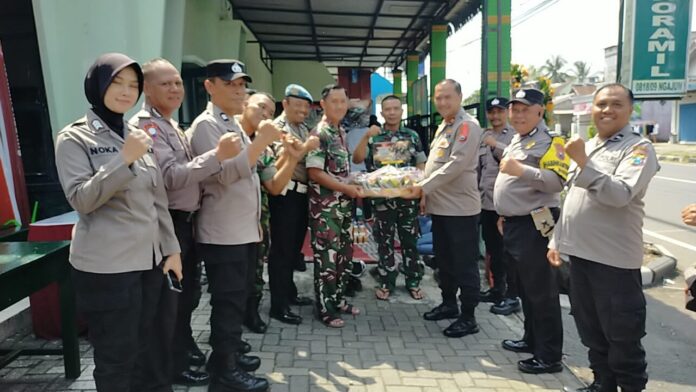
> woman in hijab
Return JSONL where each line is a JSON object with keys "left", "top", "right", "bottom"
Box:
{"left": 55, "top": 53, "right": 181, "bottom": 391}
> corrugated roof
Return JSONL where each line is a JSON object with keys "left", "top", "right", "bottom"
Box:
{"left": 230, "top": 0, "right": 481, "bottom": 69}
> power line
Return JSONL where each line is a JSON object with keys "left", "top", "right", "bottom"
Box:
{"left": 448, "top": 0, "right": 561, "bottom": 51}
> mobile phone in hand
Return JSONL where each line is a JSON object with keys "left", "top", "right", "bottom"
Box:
{"left": 166, "top": 270, "right": 183, "bottom": 293}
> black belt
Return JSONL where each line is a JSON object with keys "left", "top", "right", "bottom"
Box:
{"left": 504, "top": 207, "right": 559, "bottom": 222}
{"left": 169, "top": 209, "right": 196, "bottom": 223}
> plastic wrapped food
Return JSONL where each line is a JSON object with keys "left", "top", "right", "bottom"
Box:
{"left": 350, "top": 165, "right": 424, "bottom": 198}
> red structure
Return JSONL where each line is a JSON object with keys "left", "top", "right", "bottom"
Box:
{"left": 337, "top": 67, "right": 372, "bottom": 101}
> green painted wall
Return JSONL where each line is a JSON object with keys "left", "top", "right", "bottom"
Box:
{"left": 32, "top": 0, "right": 332, "bottom": 134}
{"left": 272, "top": 60, "right": 335, "bottom": 101}
{"left": 33, "top": 0, "right": 184, "bottom": 135}
{"left": 241, "top": 38, "right": 273, "bottom": 94}
{"left": 182, "top": 0, "right": 242, "bottom": 63}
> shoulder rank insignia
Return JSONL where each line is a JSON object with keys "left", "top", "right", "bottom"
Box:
{"left": 91, "top": 119, "right": 104, "bottom": 131}
{"left": 458, "top": 123, "right": 469, "bottom": 142}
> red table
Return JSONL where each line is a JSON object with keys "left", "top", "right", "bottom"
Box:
{"left": 28, "top": 211, "right": 86, "bottom": 339}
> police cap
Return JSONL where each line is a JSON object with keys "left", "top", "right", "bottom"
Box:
{"left": 206, "top": 59, "right": 252, "bottom": 83}
{"left": 509, "top": 88, "right": 544, "bottom": 106}
{"left": 486, "top": 97, "right": 509, "bottom": 111}
{"left": 284, "top": 83, "right": 313, "bottom": 103}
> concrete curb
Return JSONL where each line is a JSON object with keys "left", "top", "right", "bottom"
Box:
{"left": 656, "top": 154, "right": 696, "bottom": 164}
{"left": 641, "top": 243, "right": 677, "bottom": 286}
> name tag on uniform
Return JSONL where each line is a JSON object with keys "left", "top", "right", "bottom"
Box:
{"left": 531, "top": 207, "right": 555, "bottom": 237}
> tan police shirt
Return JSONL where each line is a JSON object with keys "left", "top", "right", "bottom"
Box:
{"left": 55, "top": 110, "right": 180, "bottom": 274}
{"left": 186, "top": 102, "right": 261, "bottom": 245}
{"left": 130, "top": 103, "right": 221, "bottom": 212}
{"left": 273, "top": 112, "right": 309, "bottom": 184}
{"left": 478, "top": 125, "right": 515, "bottom": 211}
{"left": 549, "top": 125, "right": 659, "bottom": 269}
{"left": 493, "top": 124, "right": 564, "bottom": 217}
{"left": 419, "top": 108, "right": 482, "bottom": 216}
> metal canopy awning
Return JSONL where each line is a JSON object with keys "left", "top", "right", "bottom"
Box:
{"left": 230, "top": 0, "right": 481, "bottom": 69}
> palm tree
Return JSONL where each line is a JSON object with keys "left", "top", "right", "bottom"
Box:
{"left": 571, "top": 61, "right": 591, "bottom": 83}
{"left": 541, "top": 55, "right": 569, "bottom": 83}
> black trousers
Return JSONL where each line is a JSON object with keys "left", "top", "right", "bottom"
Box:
{"left": 73, "top": 265, "right": 176, "bottom": 392}
{"left": 268, "top": 189, "right": 308, "bottom": 312}
{"left": 132, "top": 267, "right": 178, "bottom": 391}
{"left": 570, "top": 256, "right": 647, "bottom": 391}
{"left": 502, "top": 213, "right": 563, "bottom": 362}
{"left": 169, "top": 210, "right": 203, "bottom": 375}
{"left": 199, "top": 243, "right": 256, "bottom": 363}
{"left": 480, "top": 209, "right": 518, "bottom": 298}
{"left": 431, "top": 214, "right": 480, "bottom": 318}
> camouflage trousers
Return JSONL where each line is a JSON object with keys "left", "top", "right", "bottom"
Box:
{"left": 251, "top": 223, "right": 268, "bottom": 299}
{"left": 373, "top": 198, "right": 424, "bottom": 291}
{"left": 309, "top": 196, "right": 353, "bottom": 318}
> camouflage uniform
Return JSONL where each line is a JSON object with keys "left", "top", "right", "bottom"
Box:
{"left": 365, "top": 127, "right": 427, "bottom": 291}
{"left": 306, "top": 119, "right": 353, "bottom": 318}
{"left": 254, "top": 146, "right": 277, "bottom": 298}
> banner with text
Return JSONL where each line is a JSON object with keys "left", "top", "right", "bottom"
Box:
{"left": 628, "top": 0, "right": 692, "bottom": 98}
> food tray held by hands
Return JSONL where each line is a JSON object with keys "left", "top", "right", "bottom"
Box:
{"left": 351, "top": 166, "right": 424, "bottom": 198}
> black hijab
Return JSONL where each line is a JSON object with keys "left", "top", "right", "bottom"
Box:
{"left": 84, "top": 53, "right": 143, "bottom": 136}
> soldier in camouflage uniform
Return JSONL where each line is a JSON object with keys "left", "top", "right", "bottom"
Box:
{"left": 306, "top": 84, "right": 363, "bottom": 328}
{"left": 352, "top": 95, "right": 426, "bottom": 300}
{"left": 237, "top": 92, "right": 306, "bottom": 333}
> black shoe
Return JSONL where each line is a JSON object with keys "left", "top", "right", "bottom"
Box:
{"left": 243, "top": 313, "right": 268, "bottom": 334}
{"left": 207, "top": 351, "right": 260, "bottom": 374}
{"left": 244, "top": 295, "right": 268, "bottom": 334}
{"left": 423, "top": 303, "right": 459, "bottom": 321}
{"left": 211, "top": 367, "right": 269, "bottom": 392}
{"left": 237, "top": 354, "right": 261, "bottom": 372}
{"left": 240, "top": 340, "right": 252, "bottom": 354}
{"left": 563, "top": 381, "right": 604, "bottom": 392}
{"left": 517, "top": 357, "right": 563, "bottom": 374}
{"left": 443, "top": 317, "right": 479, "bottom": 338}
{"left": 294, "top": 254, "right": 307, "bottom": 272}
{"left": 490, "top": 298, "right": 521, "bottom": 315}
{"left": 479, "top": 289, "right": 502, "bottom": 304}
{"left": 344, "top": 276, "right": 363, "bottom": 297}
{"left": 173, "top": 369, "right": 210, "bottom": 386}
{"left": 269, "top": 308, "right": 302, "bottom": 325}
{"left": 502, "top": 339, "right": 533, "bottom": 353}
{"left": 188, "top": 346, "right": 207, "bottom": 367}
{"left": 289, "top": 296, "right": 313, "bottom": 306}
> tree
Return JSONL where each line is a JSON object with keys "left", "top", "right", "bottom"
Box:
{"left": 527, "top": 64, "right": 540, "bottom": 80}
{"left": 571, "top": 61, "right": 591, "bottom": 83}
{"left": 541, "top": 55, "right": 569, "bottom": 83}
{"left": 463, "top": 89, "right": 480, "bottom": 106}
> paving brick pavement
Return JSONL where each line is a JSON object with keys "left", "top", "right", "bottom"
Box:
{"left": 0, "top": 260, "right": 588, "bottom": 392}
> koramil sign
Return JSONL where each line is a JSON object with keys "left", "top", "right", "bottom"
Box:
{"left": 629, "top": 0, "right": 692, "bottom": 98}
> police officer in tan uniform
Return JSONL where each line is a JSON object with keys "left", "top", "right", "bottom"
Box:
{"left": 186, "top": 59, "right": 280, "bottom": 392}
{"left": 267, "top": 84, "right": 316, "bottom": 325}
{"left": 130, "top": 58, "right": 242, "bottom": 387}
{"left": 404, "top": 79, "right": 483, "bottom": 338}
{"left": 494, "top": 88, "right": 568, "bottom": 374}
{"left": 236, "top": 92, "right": 310, "bottom": 332}
{"left": 55, "top": 53, "right": 181, "bottom": 392}
{"left": 549, "top": 84, "right": 657, "bottom": 392}
{"left": 478, "top": 97, "right": 520, "bottom": 315}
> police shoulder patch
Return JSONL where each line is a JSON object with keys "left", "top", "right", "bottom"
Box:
{"left": 540, "top": 136, "right": 570, "bottom": 181}
{"left": 458, "top": 123, "right": 470, "bottom": 142}
{"left": 143, "top": 123, "right": 160, "bottom": 138}
{"left": 629, "top": 143, "right": 649, "bottom": 166}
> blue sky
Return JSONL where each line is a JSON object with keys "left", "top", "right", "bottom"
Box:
{"left": 444, "top": 0, "right": 694, "bottom": 96}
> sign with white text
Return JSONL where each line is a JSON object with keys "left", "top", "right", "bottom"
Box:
{"left": 628, "top": 0, "right": 692, "bottom": 98}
